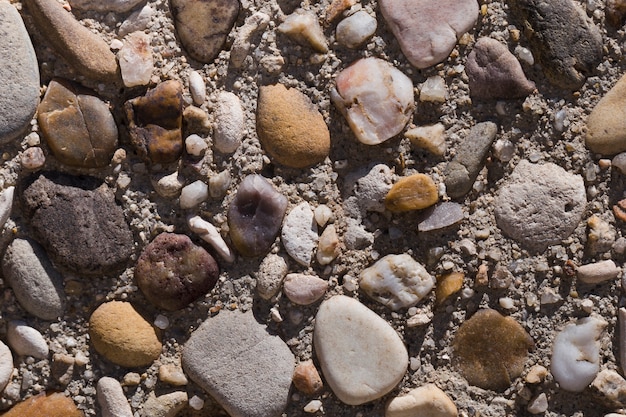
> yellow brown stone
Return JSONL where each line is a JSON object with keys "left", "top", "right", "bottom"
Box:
{"left": 2, "top": 392, "right": 84, "bottom": 417}
{"left": 586, "top": 73, "right": 626, "bottom": 155}
{"left": 385, "top": 173, "right": 438, "bottom": 212}
{"left": 435, "top": 272, "right": 464, "bottom": 305}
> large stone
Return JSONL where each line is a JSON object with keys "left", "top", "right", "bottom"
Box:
{"left": 182, "top": 310, "right": 295, "bottom": 417}
{"left": 0, "top": 1, "right": 40, "bottom": 144}
{"left": 586, "top": 73, "right": 626, "bottom": 155}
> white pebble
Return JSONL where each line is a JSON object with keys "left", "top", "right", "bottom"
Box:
{"left": 314, "top": 204, "right": 333, "bottom": 227}
{"left": 154, "top": 314, "right": 169, "bottom": 330}
{"left": 498, "top": 297, "right": 515, "bottom": 309}
{"left": 278, "top": 9, "right": 328, "bottom": 53}
{"left": 188, "top": 215, "right": 235, "bottom": 262}
{"left": 281, "top": 202, "right": 318, "bottom": 267}
{"left": 152, "top": 171, "right": 184, "bottom": 198}
{"left": 0, "top": 186, "right": 14, "bottom": 229}
{"left": 493, "top": 139, "right": 515, "bottom": 162}
{"left": 270, "top": 307, "right": 283, "bottom": 323}
{"left": 540, "top": 287, "right": 562, "bottom": 305}
{"left": 577, "top": 260, "right": 620, "bottom": 284}
{"left": 209, "top": 170, "right": 232, "bottom": 198}
{"left": 214, "top": 91, "right": 244, "bottom": 154}
{"left": 515, "top": 45, "right": 535, "bottom": 65}
{"left": 185, "top": 134, "right": 208, "bottom": 156}
{"left": 527, "top": 393, "right": 548, "bottom": 414}
{"left": 612, "top": 153, "right": 626, "bottom": 174}
{"left": 405, "top": 123, "right": 447, "bottom": 156}
{"left": 188, "top": 71, "right": 206, "bottom": 106}
{"left": 188, "top": 395, "right": 204, "bottom": 410}
{"left": 118, "top": 5, "right": 154, "bottom": 37}
{"left": 97, "top": 377, "right": 133, "bottom": 417}
{"left": 7, "top": 321, "right": 49, "bottom": 359}
{"left": 0, "top": 342, "right": 12, "bottom": 393}
{"left": 342, "top": 275, "right": 358, "bottom": 292}
{"left": 179, "top": 180, "right": 209, "bottom": 209}
{"left": 336, "top": 10, "right": 377, "bottom": 49}
{"left": 420, "top": 76, "right": 447, "bottom": 103}
{"left": 580, "top": 299, "right": 594, "bottom": 313}
{"left": 109, "top": 39, "right": 123, "bottom": 50}
{"left": 303, "top": 399, "right": 323, "bottom": 413}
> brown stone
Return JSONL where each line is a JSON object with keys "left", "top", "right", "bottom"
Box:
{"left": 615, "top": 199, "right": 626, "bottom": 222}
{"left": 385, "top": 173, "right": 438, "bottom": 212}
{"left": 436, "top": 272, "right": 464, "bottom": 305}
{"left": 293, "top": 360, "right": 323, "bottom": 395}
{"left": 2, "top": 392, "right": 84, "bottom": 417}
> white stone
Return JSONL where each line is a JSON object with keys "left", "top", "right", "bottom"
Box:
{"left": 360, "top": 254, "right": 435, "bottom": 310}
{"left": 152, "top": 171, "right": 184, "bottom": 198}
{"left": 214, "top": 92, "right": 244, "bottom": 154}
{"left": 255, "top": 253, "right": 289, "bottom": 300}
{"left": 336, "top": 10, "right": 377, "bottom": 49}
{"left": 7, "top": 321, "right": 48, "bottom": 359}
{"left": 281, "top": 202, "right": 318, "bottom": 266}
{"left": 0, "top": 342, "right": 12, "bottom": 393}
{"left": 591, "top": 369, "right": 626, "bottom": 408}
{"left": 385, "top": 384, "right": 457, "bottom": 417}
{"left": 332, "top": 58, "right": 414, "bottom": 145}
{"left": 118, "top": 5, "right": 154, "bottom": 37}
{"left": 140, "top": 391, "right": 188, "bottom": 417}
{"left": 0, "top": 186, "right": 14, "bottom": 230}
{"left": 304, "top": 399, "right": 323, "bottom": 413}
{"left": 405, "top": 124, "right": 447, "bottom": 156}
{"left": 185, "top": 134, "right": 208, "bottom": 156}
{"left": 527, "top": 393, "right": 548, "bottom": 414}
{"left": 110, "top": 39, "right": 123, "bottom": 50}
{"left": 343, "top": 164, "right": 394, "bottom": 216}
{"left": 317, "top": 224, "right": 340, "bottom": 265}
{"left": 577, "top": 260, "right": 620, "bottom": 284}
{"left": 188, "top": 395, "right": 204, "bottom": 411}
{"left": 154, "top": 314, "right": 169, "bottom": 330}
{"left": 188, "top": 215, "right": 235, "bottom": 262}
{"left": 551, "top": 315, "right": 607, "bottom": 392}
{"left": 209, "top": 170, "right": 232, "bottom": 198}
{"left": 188, "top": 71, "right": 206, "bottom": 106}
{"left": 420, "top": 76, "right": 447, "bottom": 103}
{"left": 230, "top": 12, "right": 271, "bottom": 68}
{"left": 540, "top": 287, "right": 562, "bottom": 305}
{"left": 118, "top": 32, "right": 153, "bottom": 87}
{"left": 179, "top": 180, "right": 209, "bottom": 209}
{"left": 314, "top": 295, "right": 408, "bottom": 405}
{"left": 278, "top": 9, "right": 328, "bottom": 53}
{"left": 97, "top": 376, "right": 133, "bottom": 417}
{"left": 314, "top": 204, "right": 333, "bottom": 227}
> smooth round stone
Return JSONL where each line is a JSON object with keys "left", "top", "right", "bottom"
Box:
{"left": 281, "top": 202, "right": 318, "bottom": 266}
{"left": 587, "top": 73, "right": 626, "bottom": 155}
{"left": 385, "top": 173, "right": 439, "bottom": 212}
{"left": 7, "top": 321, "right": 49, "bottom": 359}
{"left": 0, "top": 1, "right": 40, "bottom": 144}
{"left": 179, "top": 180, "right": 209, "bottom": 209}
{"left": 0, "top": 341, "right": 13, "bottom": 393}
{"left": 135, "top": 233, "right": 219, "bottom": 311}
{"left": 97, "top": 377, "right": 133, "bottom": 417}
{"left": 188, "top": 71, "right": 206, "bottom": 106}
{"left": 385, "top": 384, "right": 458, "bottom": 417}
{"left": 283, "top": 273, "right": 328, "bottom": 305}
{"left": 314, "top": 295, "right": 408, "bottom": 405}
{"left": 1, "top": 392, "right": 84, "bottom": 417}
{"left": 257, "top": 84, "right": 330, "bottom": 168}
{"left": 89, "top": 301, "right": 162, "bottom": 368}
{"left": 38, "top": 79, "right": 118, "bottom": 168}
{"left": 336, "top": 10, "right": 377, "bottom": 48}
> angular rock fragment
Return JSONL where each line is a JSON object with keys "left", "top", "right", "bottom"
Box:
{"left": 336, "top": 10, "right": 377, "bottom": 49}
{"left": 278, "top": 9, "right": 328, "bottom": 53}
{"left": 417, "top": 202, "right": 464, "bottom": 232}
{"left": 293, "top": 360, "right": 323, "bottom": 395}
{"left": 118, "top": 32, "right": 153, "bottom": 88}
{"left": 405, "top": 123, "right": 446, "bottom": 157}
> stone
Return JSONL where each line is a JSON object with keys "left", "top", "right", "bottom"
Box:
{"left": 0, "top": 341, "right": 13, "bottom": 393}
{"left": 527, "top": 393, "right": 548, "bottom": 414}
{"left": 179, "top": 180, "right": 208, "bottom": 209}
{"left": 314, "top": 205, "right": 333, "bottom": 227}
{"left": 444, "top": 122, "right": 498, "bottom": 199}
{"left": 379, "top": 0, "right": 479, "bottom": 68}
{"left": 125, "top": 80, "right": 184, "bottom": 164}
{"left": 385, "top": 173, "right": 439, "bottom": 212}
{"left": 2, "top": 237, "right": 65, "bottom": 320}
{"left": 188, "top": 215, "right": 235, "bottom": 263}
{"left": 577, "top": 260, "right": 620, "bottom": 284}
{"left": 97, "top": 377, "right": 133, "bottom": 417}
{"left": 1, "top": 392, "right": 84, "bottom": 417}
{"left": 228, "top": 175, "right": 288, "bottom": 257}
{"left": 360, "top": 254, "right": 435, "bottom": 310}
{"left": 188, "top": 71, "right": 206, "bottom": 106}
{"left": 0, "top": 1, "right": 40, "bottom": 144}
{"left": 21, "top": 147, "right": 46, "bottom": 170}
{"left": 508, "top": 0, "right": 603, "bottom": 90}
{"left": 69, "top": 0, "right": 145, "bottom": 13}
{"left": 452, "top": 309, "right": 534, "bottom": 391}
{"left": 420, "top": 76, "right": 447, "bottom": 103}
{"left": 135, "top": 233, "right": 219, "bottom": 311}
{"left": 230, "top": 11, "right": 270, "bottom": 68}
{"left": 405, "top": 123, "right": 447, "bottom": 157}
{"left": 183, "top": 105, "right": 211, "bottom": 133}
{"left": 51, "top": 353, "right": 74, "bottom": 385}
{"left": 344, "top": 164, "right": 394, "bottom": 216}
{"left": 587, "top": 215, "right": 616, "bottom": 255}
{"left": 283, "top": 273, "right": 328, "bottom": 305}
{"left": 25, "top": 0, "right": 117, "bottom": 81}
{"left": 89, "top": 301, "right": 162, "bottom": 368}
{"left": 317, "top": 224, "right": 340, "bottom": 265}
{"left": 494, "top": 160, "right": 586, "bottom": 252}
{"left": 336, "top": 10, "right": 377, "bottom": 49}
{"left": 20, "top": 172, "right": 134, "bottom": 275}
{"left": 257, "top": 84, "right": 330, "bottom": 168}
{"left": 159, "top": 364, "right": 188, "bottom": 386}
{"left": 38, "top": 79, "right": 118, "bottom": 168}
{"left": 293, "top": 360, "right": 323, "bottom": 395}
{"left": 139, "top": 391, "right": 188, "bottom": 417}
{"left": 7, "top": 321, "right": 49, "bottom": 359}
{"left": 418, "top": 202, "right": 464, "bottom": 232}
{"left": 314, "top": 295, "right": 408, "bottom": 405}
{"left": 0, "top": 186, "right": 14, "bottom": 230}
{"left": 119, "top": 32, "right": 153, "bottom": 88}
{"left": 152, "top": 171, "right": 184, "bottom": 198}
{"left": 182, "top": 310, "right": 295, "bottom": 417}
{"left": 170, "top": 0, "right": 239, "bottom": 63}
{"left": 587, "top": 73, "right": 626, "bottom": 155}
{"left": 278, "top": 9, "right": 328, "bottom": 53}
{"left": 331, "top": 57, "right": 414, "bottom": 145}
{"left": 466, "top": 37, "right": 535, "bottom": 99}
{"left": 281, "top": 202, "right": 318, "bottom": 266}
{"left": 209, "top": 170, "right": 232, "bottom": 198}
{"left": 591, "top": 369, "right": 626, "bottom": 409}
{"left": 214, "top": 91, "right": 244, "bottom": 154}
{"left": 436, "top": 272, "right": 464, "bottom": 305}
{"left": 325, "top": 0, "right": 356, "bottom": 23}
{"left": 607, "top": 0, "right": 626, "bottom": 26}
{"left": 552, "top": 315, "right": 606, "bottom": 392}
{"left": 118, "top": 4, "right": 154, "bottom": 37}
{"left": 385, "top": 384, "right": 458, "bottom": 417}
{"left": 525, "top": 365, "right": 548, "bottom": 384}
{"left": 185, "top": 134, "right": 208, "bottom": 156}
{"left": 255, "top": 253, "right": 289, "bottom": 300}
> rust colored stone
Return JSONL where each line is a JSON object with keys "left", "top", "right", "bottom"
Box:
{"left": 2, "top": 392, "right": 84, "bottom": 417}
{"left": 293, "top": 360, "right": 323, "bottom": 395}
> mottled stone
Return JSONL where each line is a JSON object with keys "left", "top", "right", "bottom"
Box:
{"left": 139, "top": 391, "right": 188, "bottom": 417}
{"left": 587, "top": 74, "right": 626, "bottom": 156}
{"left": 21, "top": 147, "right": 46, "bottom": 170}
{"left": 38, "top": 79, "right": 118, "bottom": 168}
{"left": 278, "top": 9, "right": 328, "bottom": 53}
{"left": 385, "top": 173, "right": 438, "bottom": 212}
{"left": 283, "top": 273, "right": 328, "bottom": 305}
{"left": 1, "top": 392, "right": 84, "bottom": 417}
{"left": 281, "top": 202, "right": 318, "bottom": 266}
{"left": 293, "top": 360, "right": 323, "bottom": 395}
{"left": 119, "top": 32, "right": 153, "bottom": 88}
{"left": 385, "top": 384, "right": 458, "bottom": 417}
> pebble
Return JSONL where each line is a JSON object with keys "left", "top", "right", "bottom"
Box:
{"left": 69, "top": 0, "right": 144, "bottom": 13}
{"left": 607, "top": 0, "right": 626, "bottom": 26}
{"left": 185, "top": 134, "right": 208, "bottom": 156}
{"left": 118, "top": 4, "right": 154, "bottom": 37}
{"left": 257, "top": 84, "right": 330, "bottom": 168}
{"left": 38, "top": 79, "right": 118, "bottom": 168}
{"left": 417, "top": 202, "right": 464, "bottom": 232}
{"left": 494, "top": 160, "right": 586, "bottom": 252}
{"left": 620, "top": 308, "right": 626, "bottom": 376}
{"left": 344, "top": 164, "right": 394, "bottom": 216}
{"left": 1, "top": 392, "right": 83, "bottom": 417}
{"left": 20, "top": 172, "right": 134, "bottom": 275}
{"left": 214, "top": 91, "right": 244, "bottom": 154}
{"left": 314, "top": 295, "right": 408, "bottom": 405}
{"left": 293, "top": 360, "right": 323, "bottom": 395}
{"left": 228, "top": 175, "right": 288, "bottom": 257}
{"left": 508, "top": 0, "right": 602, "bottom": 90}
{"left": 25, "top": 0, "right": 117, "bottom": 81}
{"left": 527, "top": 393, "right": 549, "bottom": 414}
{"left": 0, "top": 186, "right": 14, "bottom": 229}
{"left": 420, "top": 76, "right": 447, "bottom": 103}
{"left": 179, "top": 180, "right": 208, "bottom": 209}
{"left": 188, "top": 71, "right": 206, "bottom": 106}
{"left": 283, "top": 273, "right": 328, "bottom": 305}
{"left": 209, "top": 170, "right": 232, "bottom": 198}
{"left": 255, "top": 253, "right": 289, "bottom": 300}
{"left": 182, "top": 310, "right": 295, "bottom": 417}
{"left": 230, "top": 11, "right": 270, "bottom": 68}
{"left": 188, "top": 215, "right": 235, "bottom": 263}
{"left": 282, "top": 202, "right": 318, "bottom": 266}
{"left": 405, "top": 123, "right": 447, "bottom": 157}
{"left": 587, "top": 215, "right": 616, "bottom": 255}
{"left": 51, "top": 353, "right": 74, "bottom": 385}
{"left": 0, "top": 341, "right": 13, "bottom": 393}
{"left": 331, "top": 57, "right": 414, "bottom": 145}
{"left": 21, "top": 147, "right": 46, "bottom": 170}
{"left": 336, "top": 10, "right": 377, "bottom": 49}
{"left": 360, "top": 254, "right": 435, "bottom": 310}
{"left": 152, "top": 171, "right": 184, "bottom": 198}
{"left": 444, "top": 121, "right": 498, "bottom": 199}
{"left": 0, "top": 1, "right": 40, "bottom": 144}
{"left": 436, "top": 272, "right": 464, "bottom": 305}
{"left": 125, "top": 80, "right": 184, "bottom": 164}
{"left": 97, "top": 377, "right": 133, "bottom": 417}
{"left": 591, "top": 369, "right": 626, "bottom": 409}
{"left": 89, "top": 301, "right": 162, "bottom": 368}
{"left": 119, "top": 32, "right": 153, "bottom": 87}
{"left": 2, "top": 237, "right": 65, "bottom": 320}
{"left": 577, "top": 260, "right": 620, "bottom": 284}
{"left": 466, "top": 37, "right": 535, "bottom": 99}
{"left": 452, "top": 309, "right": 534, "bottom": 391}
{"left": 278, "top": 9, "right": 328, "bottom": 53}
{"left": 7, "top": 321, "right": 49, "bottom": 359}
{"left": 379, "top": 0, "right": 479, "bottom": 68}
{"left": 188, "top": 395, "right": 204, "bottom": 411}
{"left": 326, "top": 0, "right": 356, "bottom": 23}
{"left": 317, "top": 224, "right": 340, "bottom": 265}
{"left": 159, "top": 364, "right": 188, "bottom": 386}
{"left": 139, "top": 391, "right": 188, "bottom": 417}
{"left": 525, "top": 365, "right": 549, "bottom": 384}
{"left": 183, "top": 105, "right": 211, "bottom": 132}
{"left": 314, "top": 205, "right": 333, "bottom": 227}
{"left": 587, "top": 73, "right": 626, "bottom": 155}
{"left": 170, "top": 0, "right": 239, "bottom": 63}
{"left": 135, "top": 233, "right": 219, "bottom": 311}
{"left": 551, "top": 315, "right": 607, "bottom": 392}
{"left": 385, "top": 384, "right": 457, "bottom": 417}
{"left": 385, "top": 173, "right": 439, "bottom": 212}
{"left": 304, "top": 400, "right": 323, "bottom": 413}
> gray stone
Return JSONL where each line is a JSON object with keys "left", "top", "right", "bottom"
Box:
{"left": 444, "top": 122, "right": 498, "bottom": 199}
{"left": 0, "top": 1, "right": 40, "bottom": 144}
{"left": 2, "top": 238, "right": 65, "bottom": 320}
{"left": 97, "top": 377, "right": 133, "bottom": 417}
{"left": 182, "top": 310, "right": 295, "bottom": 417}
{"left": 281, "top": 202, "right": 318, "bottom": 267}
{"left": 118, "top": 4, "right": 154, "bottom": 37}
{"left": 495, "top": 160, "right": 586, "bottom": 252}
{"left": 255, "top": 253, "right": 289, "bottom": 300}
{"left": 417, "top": 202, "right": 464, "bottom": 232}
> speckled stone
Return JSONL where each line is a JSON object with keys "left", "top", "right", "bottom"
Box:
{"left": 281, "top": 202, "right": 318, "bottom": 266}
{"left": 1, "top": 392, "right": 84, "bottom": 417}
{"left": 587, "top": 73, "right": 626, "bottom": 155}
{"left": 385, "top": 173, "right": 438, "bottom": 212}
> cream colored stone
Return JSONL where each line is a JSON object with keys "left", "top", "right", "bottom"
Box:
{"left": 385, "top": 384, "right": 457, "bottom": 417}
{"left": 283, "top": 273, "right": 328, "bottom": 305}
{"left": 587, "top": 73, "right": 626, "bottom": 155}
{"left": 317, "top": 224, "right": 340, "bottom": 265}
{"left": 278, "top": 9, "right": 328, "bottom": 53}
{"left": 405, "top": 124, "right": 447, "bottom": 156}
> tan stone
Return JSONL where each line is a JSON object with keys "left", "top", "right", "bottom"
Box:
{"left": 2, "top": 392, "right": 84, "bottom": 417}
{"left": 293, "top": 360, "right": 323, "bottom": 395}
{"left": 159, "top": 364, "right": 188, "bottom": 386}
{"left": 89, "top": 301, "right": 162, "bottom": 368}
{"left": 435, "top": 272, "right": 464, "bottom": 305}
{"left": 385, "top": 173, "right": 438, "bottom": 212}
{"left": 385, "top": 384, "right": 457, "bottom": 417}
{"left": 587, "top": 73, "right": 626, "bottom": 155}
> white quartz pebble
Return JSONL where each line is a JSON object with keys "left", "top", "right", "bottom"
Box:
{"left": 336, "top": 10, "right": 377, "bottom": 49}
{"left": 188, "top": 395, "right": 204, "bottom": 410}
{"left": 188, "top": 71, "right": 206, "bottom": 106}
{"left": 278, "top": 9, "right": 328, "bottom": 53}
{"left": 420, "top": 76, "right": 447, "bottom": 103}
{"left": 577, "top": 260, "right": 620, "bottom": 284}
{"left": 385, "top": 384, "right": 457, "bottom": 417}
{"left": 179, "top": 180, "right": 209, "bottom": 209}
{"left": 314, "top": 204, "right": 333, "bottom": 227}
{"left": 0, "top": 342, "right": 12, "bottom": 393}
{"left": 527, "top": 393, "right": 548, "bottom": 414}
{"left": 214, "top": 91, "right": 244, "bottom": 154}
{"left": 0, "top": 186, "right": 14, "bottom": 229}
{"left": 281, "top": 202, "right": 318, "bottom": 266}
{"left": 152, "top": 171, "right": 184, "bottom": 198}
{"left": 7, "top": 320, "right": 49, "bottom": 359}
{"left": 185, "top": 134, "right": 208, "bottom": 156}
{"left": 188, "top": 215, "right": 235, "bottom": 262}
{"left": 97, "top": 376, "right": 133, "bottom": 417}
{"left": 405, "top": 123, "right": 447, "bottom": 156}
{"left": 304, "top": 399, "right": 323, "bottom": 413}
{"left": 118, "top": 32, "right": 153, "bottom": 87}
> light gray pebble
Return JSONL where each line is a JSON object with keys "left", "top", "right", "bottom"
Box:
{"left": 140, "top": 391, "right": 188, "bottom": 417}
{"left": 179, "top": 180, "right": 208, "bottom": 209}
{"left": 282, "top": 202, "right": 318, "bottom": 266}
{"left": 612, "top": 152, "right": 626, "bottom": 174}
{"left": 97, "top": 376, "right": 133, "bottom": 417}
{"left": 7, "top": 321, "right": 49, "bottom": 359}
{"left": 283, "top": 273, "right": 328, "bottom": 305}
{"left": 343, "top": 164, "right": 393, "bottom": 217}
{"left": 188, "top": 71, "right": 206, "bottom": 106}
{"left": 152, "top": 171, "right": 184, "bottom": 198}
{"left": 214, "top": 91, "right": 244, "bottom": 154}
{"left": 336, "top": 11, "right": 377, "bottom": 49}
{"left": 255, "top": 253, "right": 289, "bottom": 300}
{"left": 577, "top": 260, "right": 620, "bottom": 284}
{"left": 0, "top": 186, "right": 14, "bottom": 230}
{"left": 118, "top": 4, "right": 154, "bottom": 37}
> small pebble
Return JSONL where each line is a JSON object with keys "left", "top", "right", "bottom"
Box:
{"left": 317, "top": 224, "right": 340, "bottom": 265}
{"left": 405, "top": 123, "right": 447, "bottom": 157}
{"left": 436, "top": 272, "right": 464, "bottom": 305}
{"left": 0, "top": 341, "right": 13, "bottom": 393}
{"left": 282, "top": 202, "right": 318, "bottom": 266}
{"left": 577, "top": 260, "right": 620, "bottom": 284}
{"left": 51, "top": 353, "right": 74, "bottom": 386}
{"left": 293, "top": 360, "right": 323, "bottom": 395}
{"left": 230, "top": 12, "right": 270, "bottom": 67}
{"left": 525, "top": 365, "right": 548, "bottom": 384}
{"left": 7, "top": 321, "right": 49, "bottom": 359}
{"left": 185, "top": 134, "right": 208, "bottom": 156}
{"left": 97, "top": 377, "right": 133, "bottom": 417}
{"left": 214, "top": 91, "right": 244, "bottom": 154}
{"left": 336, "top": 10, "right": 377, "bottom": 49}
{"left": 20, "top": 147, "right": 45, "bottom": 170}
{"left": 591, "top": 369, "right": 626, "bottom": 408}
{"left": 118, "top": 4, "right": 154, "bottom": 37}
{"left": 385, "top": 173, "right": 439, "bottom": 212}
{"left": 119, "top": 32, "right": 153, "bottom": 87}
{"left": 283, "top": 273, "right": 328, "bottom": 305}
{"left": 209, "top": 170, "right": 232, "bottom": 198}
{"left": 418, "top": 202, "right": 464, "bottom": 232}
{"left": 278, "top": 9, "right": 328, "bottom": 53}
{"left": 152, "top": 171, "right": 184, "bottom": 198}
{"left": 420, "top": 76, "right": 447, "bottom": 103}
{"left": 154, "top": 314, "right": 170, "bottom": 330}
{"left": 613, "top": 152, "right": 626, "bottom": 173}
{"left": 188, "top": 395, "right": 204, "bottom": 411}
{"left": 139, "top": 391, "right": 188, "bottom": 417}
{"left": 188, "top": 215, "right": 235, "bottom": 262}
{"left": 385, "top": 384, "right": 457, "bottom": 417}
{"left": 0, "top": 186, "right": 14, "bottom": 229}
{"left": 159, "top": 364, "right": 188, "bottom": 386}
{"left": 314, "top": 204, "right": 333, "bottom": 227}
{"left": 188, "top": 71, "right": 206, "bottom": 106}
{"left": 304, "top": 400, "right": 323, "bottom": 413}
{"left": 527, "top": 393, "right": 548, "bottom": 414}
{"left": 179, "top": 180, "right": 209, "bottom": 209}
{"left": 255, "top": 253, "right": 289, "bottom": 300}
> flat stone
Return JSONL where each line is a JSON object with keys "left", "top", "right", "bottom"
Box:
{"left": 97, "top": 377, "right": 133, "bottom": 417}
{"left": 379, "top": 0, "right": 479, "bottom": 69}
{"left": 314, "top": 295, "right": 408, "bottom": 405}
{"left": 20, "top": 172, "right": 134, "bottom": 275}
{"left": 1, "top": 392, "right": 84, "bottom": 417}
{"left": 508, "top": 0, "right": 603, "bottom": 90}
{"left": 118, "top": 32, "right": 153, "bottom": 88}
{"left": 0, "top": 2, "right": 40, "bottom": 144}
{"left": 38, "top": 79, "right": 118, "bottom": 168}
{"left": 494, "top": 160, "right": 586, "bottom": 252}
{"left": 283, "top": 273, "right": 328, "bottom": 305}
{"left": 281, "top": 202, "right": 318, "bottom": 266}
{"left": 385, "top": 384, "right": 458, "bottom": 417}
{"left": 257, "top": 84, "right": 330, "bottom": 168}
{"left": 182, "top": 310, "right": 295, "bottom": 417}
{"left": 7, "top": 321, "right": 49, "bottom": 359}
{"left": 139, "top": 391, "right": 188, "bottom": 417}
{"left": 69, "top": 0, "right": 145, "bottom": 13}
{"left": 587, "top": 73, "right": 626, "bottom": 155}
{"left": 405, "top": 123, "right": 447, "bottom": 157}
{"left": 418, "top": 202, "right": 464, "bottom": 232}
{"left": 2, "top": 237, "right": 65, "bottom": 320}
{"left": 385, "top": 173, "right": 438, "bottom": 212}
{"left": 331, "top": 57, "right": 414, "bottom": 145}
{"left": 171, "top": 0, "right": 240, "bottom": 63}
{"left": 25, "top": 0, "right": 118, "bottom": 81}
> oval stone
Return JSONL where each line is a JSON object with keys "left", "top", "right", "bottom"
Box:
{"left": 385, "top": 173, "right": 438, "bottom": 212}
{"left": 586, "top": 73, "right": 626, "bottom": 155}
{"left": 1, "top": 392, "right": 84, "bottom": 417}
{"left": 283, "top": 273, "right": 328, "bottom": 305}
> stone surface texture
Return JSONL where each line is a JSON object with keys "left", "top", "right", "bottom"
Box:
{"left": 385, "top": 384, "right": 458, "bottom": 417}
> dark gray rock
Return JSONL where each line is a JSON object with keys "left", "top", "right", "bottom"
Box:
{"left": 417, "top": 202, "right": 465, "bottom": 232}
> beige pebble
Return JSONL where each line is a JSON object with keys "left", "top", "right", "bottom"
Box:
{"left": 405, "top": 123, "right": 447, "bottom": 156}
{"left": 214, "top": 91, "right": 244, "bottom": 154}
{"left": 159, "top": 364, "right": 188, "bottom": 386}
{"left": 122, "top": 372, "right": 141, "bottom": 386}
{"left": 385, "top": 384, "right": 457, "bottom": 417}
{"left": 317, "top": 224, "right": 340, "bottom": 265}
{"left": 278, "top": 9, "right": 328, "bottom": 53}
{"left": 139, "top": 391, "right": 188, "bottom": 417}
{"left": 20, "top": 147, "right": 45, "bottom": 170}
{"left": 587, "top": 73, "right": 626, "bottom": 155}
{"left": 283, "top": 273, "right": 328, "bottom": 305}
{"left": 435, "top": 272, "right": 464, "bottom": 305}
{"left": 525, "top": 364, "right": 548, "bottom": 384}
{"left": 385, "top": 173, "right": 439, "bottom": 212}
{"left": 293, "top": 360, "right": 323, "bottom": 395}
{"left": 577, "top": 260, "right": 620, "bottom": 284}
{"left": 591, "top": 369, "right": 626, "bottom": 408}
{"left": 51, "top": 353, "right": 75, "bottom": 386}
{"left": 97, "top": 376, "right": 133, "bottom": 417}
